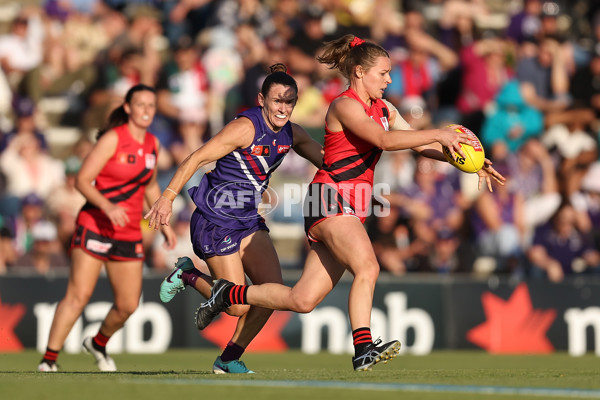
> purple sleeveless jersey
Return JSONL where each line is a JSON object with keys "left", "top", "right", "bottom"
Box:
{"left": 188, "top": 106, "right": 294, "bottom": 229}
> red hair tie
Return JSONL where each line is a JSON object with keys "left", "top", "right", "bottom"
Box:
{"left": 350, "top": 37, "right": 365, "bottom": 48}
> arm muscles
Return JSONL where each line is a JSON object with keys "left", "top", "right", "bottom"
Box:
{"left": 75, "top": 131, "right": 119, "bottom": 212}
{"left": 291, "top": 123, "right": 323, "bottom": 168}
{"left": 163, "top": 118, "right": 255, "bottom": 194}
{"left": 332, "top": 97, "right": 441, "bottom": 151}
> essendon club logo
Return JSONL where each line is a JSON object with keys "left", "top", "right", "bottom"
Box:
{"left": 251, "top": 145, "right": 271, "bottom": 156}
{"left": 277, "top": 145, "right": 290, "bottom": 154}
{"left": 117, "top": 153, "right": 136, "bottom": 164}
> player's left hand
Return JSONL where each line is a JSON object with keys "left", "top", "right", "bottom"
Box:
{"left": 477, "top": 158, "right": 506, "bottom": 192}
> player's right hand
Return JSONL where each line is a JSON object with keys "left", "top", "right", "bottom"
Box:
{"left": 105, "top": 204, "right": 129, "bottom": 228}
{"left": 437, "top": 125, "right": 470, "bottom": 161}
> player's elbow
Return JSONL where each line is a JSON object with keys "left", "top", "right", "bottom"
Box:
{"left": 378, "top": 136, "right": 405, "bottom": 152}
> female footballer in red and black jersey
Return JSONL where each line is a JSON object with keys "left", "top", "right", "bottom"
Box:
{"left": 38, "top": 84, "right": 176, "bottom": 373}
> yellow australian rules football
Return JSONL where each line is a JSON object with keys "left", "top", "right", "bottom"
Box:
{"left": 442, "top": 125, "right": 485, "bottom": 173}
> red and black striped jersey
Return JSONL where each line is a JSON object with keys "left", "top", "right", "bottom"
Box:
{"left": 313, "top": 88, "right": 389, "bottom": 185}
{"left": 76, "top": 124, "right": 157, "bottom": 241}
{"left": 312, "top": 88, "right": 389, "bottom": 221}
{"left": 310, "top": 88, "right": 390, "bottom": 216}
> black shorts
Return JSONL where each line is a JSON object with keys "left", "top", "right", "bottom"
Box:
{"left": 303, "top": 183, "right": 357, "bottom": 242}
{"left": 70, "top": 225, "right": 145, "bottom": 261}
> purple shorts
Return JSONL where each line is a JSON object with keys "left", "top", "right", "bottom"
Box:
{"left": 190, "top": 208, "right": 269, "bottom": 260}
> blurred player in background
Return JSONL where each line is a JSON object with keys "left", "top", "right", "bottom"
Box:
{"left": 194, "top": 35, "right": 506, "bottom": 371}
{"left": 38, "top": 84, "right": 176, "bottom": 372}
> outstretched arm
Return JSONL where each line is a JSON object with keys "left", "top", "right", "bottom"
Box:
{"left": 383, "top": 99, "right": 506, "bottom": 191}
{"left": 331, "top": 97, "right": 470, "bottom": 160}
{"left": 291, "top": 123, "right": 323, "bottom": 168}
{"left": 145, "top": 117, "right": 255, "bottom": 229}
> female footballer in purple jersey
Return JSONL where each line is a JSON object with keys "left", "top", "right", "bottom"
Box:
{"left": 145, "top": 64, "right": 323, "bottom": 373}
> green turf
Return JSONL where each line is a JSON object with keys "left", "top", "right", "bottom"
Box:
{"left": 1, "top": 350, "right": 599, "bottom": 400}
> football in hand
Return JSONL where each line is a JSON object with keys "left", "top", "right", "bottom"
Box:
{"left": 442, "top": 125, "right": 485, "bottom": 173}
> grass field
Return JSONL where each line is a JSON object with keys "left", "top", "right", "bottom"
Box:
{"left": 1, "top": 350, "right": 599, "bottom": 400}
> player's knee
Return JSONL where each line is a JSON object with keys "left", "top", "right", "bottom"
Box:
{"left": 64, "top": 291, "right": 93, "bottom": 312}
{"left": 355, "top": 262, "right": 380, "bottom": 283}
{"left": 114, "top": 301, "right": 138, "bottom": 319}
{"left": 225, "top": 304, "right": 250, "bottom": 317}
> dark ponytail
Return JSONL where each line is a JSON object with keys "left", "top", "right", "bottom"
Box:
{"left": 260, "top": 63, "right": 298, "bottom": 97}
{"left": 96, "top": 84, "right": 156, "bottom": 140}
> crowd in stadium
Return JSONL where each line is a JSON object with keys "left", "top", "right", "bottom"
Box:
{"left": 0, "top": 0, "right": 599, "bottom": 282}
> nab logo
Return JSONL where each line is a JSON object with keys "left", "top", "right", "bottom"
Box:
{"left": 0, "top": 296, "right": 26, "bottom": 351}
{"left": 467, "top": 283, "right": 556, "bottom": 353}
{"left": 251, "top": 146, "right": 270, "bottom": 157}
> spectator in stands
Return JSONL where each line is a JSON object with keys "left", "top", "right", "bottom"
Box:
{"left": 516, "top": 36, "right": 570, "bottom": 113}
{"left": 0, "top": 96, "right": 47, "bottom": 153}
{"left": 270, "top": 0, "right": 303, "bottom": 41}
{"left": 155, "top": 35, "right": 210, "bottom": 166}
{"left": 374, "top": 150, "right": 417, "bottom": 196}
{"left": 107, "top": 4, "right": 163, "bottom": 78}
{"left": 286, "top": 7, "right": 332, "bottom": 76}
{"left": 367, "top": 206, "right": 410, "bottom": 275}
{"left": 508, "top": 139, "right": 561, "bottom": 244}
{"left": 207, "top": 0, "right": 275, "bottom": 40}
{"left": 32, "top": 0, "right": 103, "bottom": 108}
{"left": 542, "top": 108, "right": 597, "bottom": 196}
{"left": 386, "top": 28, "right": 458, "bottom": 118}
{"left": 505, "top": 0, "right": 543, "bottom": 45}
{"left": 289, "top": 72, "right": 328, "bottom": 130}
{"left": 84, "top": 4, "right": 162, "bottom": 131}
{"left": 423, "top": 228, "right": 461, "bottom": 274}
{"left": 13, "top": 219, "right": 69, "bottom": 274}
{"left": 456, "top": 35, "right": 513, "bottom": 134}
{"left": 573, "top": 162, "right": 600, "bottom": 250}
{"left": 84, "top": 48, "right": 151, "bottom": 131}
{"left": 527, "top": 201, "right": 600, "bottom": 282}
{"left": 570, "top": 45, "right": 600, "bottom": 119}
{"left": 437, "top": 0, "right": 489, "bottom": 53}
{"left": 471, "top": 164, "right": 526, "bottom": 275}
{"left": 0, "top": 7, "right": 44, "bottom": 99}
{"left": 10, "top": 193, "right": 47, "bottom": 258}
{"left": 162, "top": 0, "right": 217, "bottom": 45}
{"left": 435, "top": 0, "right": 490, "bottom": 123}
{"left": 394, "top": 156, "right": 466, "bottom": 271}
{"left": 0, "top": 131, "right": 64, "bottom": 202}
{"left": 480, "top": 79, "right": 544, "bottom": 159}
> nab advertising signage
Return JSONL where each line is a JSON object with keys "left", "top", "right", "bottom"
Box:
{"left": 1, "top": 276, "right": 600, "bottom": 356}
